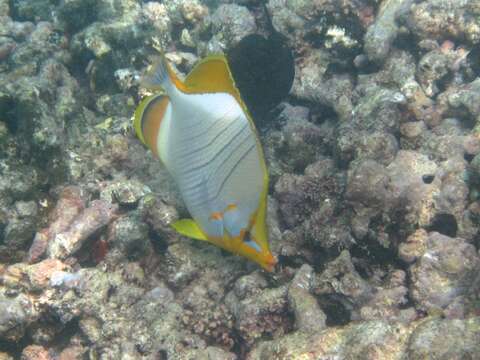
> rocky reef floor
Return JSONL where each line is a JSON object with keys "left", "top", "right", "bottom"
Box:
{"left": 0, "top": 0, "right": 479, "bottom": 358}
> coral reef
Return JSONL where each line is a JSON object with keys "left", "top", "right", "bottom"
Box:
{"left": 0, "top": 0, "right": 480, "bottom": 358}
{"left": 248, "top": 317, "right": 480, "bottom": 359}
{"left": 409, "top": 231, "right": 480, "bottom": 314}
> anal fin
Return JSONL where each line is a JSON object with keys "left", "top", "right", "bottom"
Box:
{"left": 172, "top": 219, "right": 208, "bottom": 241}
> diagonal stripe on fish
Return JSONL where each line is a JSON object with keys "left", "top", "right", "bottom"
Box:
{"left": 134, "top": 54, "right": 277, "bottom": 272}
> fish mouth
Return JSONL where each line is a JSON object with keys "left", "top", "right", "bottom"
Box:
{"left": 263, "top": 254, "right": 278, "bottom": 272}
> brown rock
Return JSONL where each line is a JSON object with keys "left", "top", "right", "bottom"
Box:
{"left": 21, "top": 345, "right": 52, "bottom": 360}
{"left": 47, "top": 200, "right": 118, "bottom": 259}
{"left": 58, "top": 346, "right": 87, "bottom": 360}
{"left": 28, "top": 186, "right": 86, "bottom": 263}
{"left": 26, "top": 259, "right": 70, "bottom": 290}
{"left": 398, "top": 229, "right": 428, "bottom": 263}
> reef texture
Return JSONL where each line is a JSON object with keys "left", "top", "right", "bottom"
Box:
{"left": 1, "top": 0, "right": 480, "bottom": 358}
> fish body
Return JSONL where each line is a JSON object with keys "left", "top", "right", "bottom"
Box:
{"left": 134, "top": 55, "right": 277, "bottom": 271}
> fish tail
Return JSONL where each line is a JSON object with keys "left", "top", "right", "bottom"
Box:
{"left": 141, "top": 55, "right": 184, "bottom": 92}
{"left": 141, "top": 55, "right": 171, "bottom": 89}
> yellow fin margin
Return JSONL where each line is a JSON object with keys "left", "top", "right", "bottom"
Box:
{"left": 172, "top": 219, "right": 208, "bottom": 241}
{"left": 183, "top": 55, "right": 245, "bottom": 109}
{"left": 134, "top": 94, "right": 156, "bottom": 145}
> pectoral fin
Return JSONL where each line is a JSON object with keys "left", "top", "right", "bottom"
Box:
{"left": 172, "top": 219, "right": 208, "bottom": 241}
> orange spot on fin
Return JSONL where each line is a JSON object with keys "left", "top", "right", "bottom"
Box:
{"left": 209, "top": 212, "right": 223, "bottom": 221}
{"left": 224, "top": 203, "right": 237, "bottom": 212}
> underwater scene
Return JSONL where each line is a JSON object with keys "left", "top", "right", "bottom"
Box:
{"left": 1, "top": 0, "right": 480, "bottom": 358}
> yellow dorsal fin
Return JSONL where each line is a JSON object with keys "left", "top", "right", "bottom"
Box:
{"left": 183, "top": 55, "right": 246, "bottom": 109}
{"left": 172, "top": 219, "right": 208, "bottom": 241}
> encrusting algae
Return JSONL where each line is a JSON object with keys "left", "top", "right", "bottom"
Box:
{"left": 134, "top": 54, "right": 277, "bottom": 271}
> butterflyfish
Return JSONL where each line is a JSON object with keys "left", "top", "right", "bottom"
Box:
{"left": 134, "top": 54, "right": 277, "bottom": 272}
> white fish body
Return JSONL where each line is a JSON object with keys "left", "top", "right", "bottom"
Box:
{"left": 134, "top": 55, "right": 276, "bottom": 271}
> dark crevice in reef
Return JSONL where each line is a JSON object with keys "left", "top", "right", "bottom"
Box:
{"left": 283, "top": 98, "right": 339, "bottom": 128}
{"left": 434, "top": 72, "right": 455, "bottom": 95}
{"left": 466, "top": 44, "right": 480, "bottom": 77}
{"left": 310, "top": 246, "right": 346, "bottom": 274}
{"left": 427, "top": 213, "right": 458, "bottom": 238}
{"left": 400, "top": 268, "right": 418, "bottom": 311}
{"left": 277, "top": 254, "right": 306, "bottom": 270}
{"left": 230, "top": 328, "right": 248, "bottom": 360}
{"left": 392, "top": 31, "right": 423, "bottom": 62}
{"left": 473, "top": 232, "right": 480, "bottom": 251}
{"left": 464, "top": 153, "right": 475, "bottom": 163}
{"left": 460, "top": 113, "right": 477, "bottom": 131}
{"left": 0, "top": 335, "right": 30, "bottom": 358}
{"left": 7, "top": 0, "right": 18, "bottom": 21}
{"left": 317, "top": 294, "right": 352, "bottom": 327}
{"left": 350, "top": 234, "right": 402, "bottom": 270}
{"left": 50, "top": 317, "right": 82, "bottom": 351}
{"left": 66, "top": 48, "right": 96, "bottom": 92}
{"left": 170, "top": 22, "right": 185, "bottom": 43}
{"left": 156, "top": 349, "right": 168, "bottom": 360}
{"left": 0, "top": 94, "right": 18, "bottom": 135}
{"left": 0, "top": 220, "right": 5, "bottom": 245}
{"left": 422, "top": 174, "right": 435, "bottom": 184}
{"left": 57, "top": 0, "right": 98, "bottom": 34}
{"left": 76, "top": 233, "right": 107, "bottom": 268}
{"left": 149, "top": 229, "right": 169, "bottom": 255}
{"left": 227, "top": 5, "right": 295, "bottom": 129}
